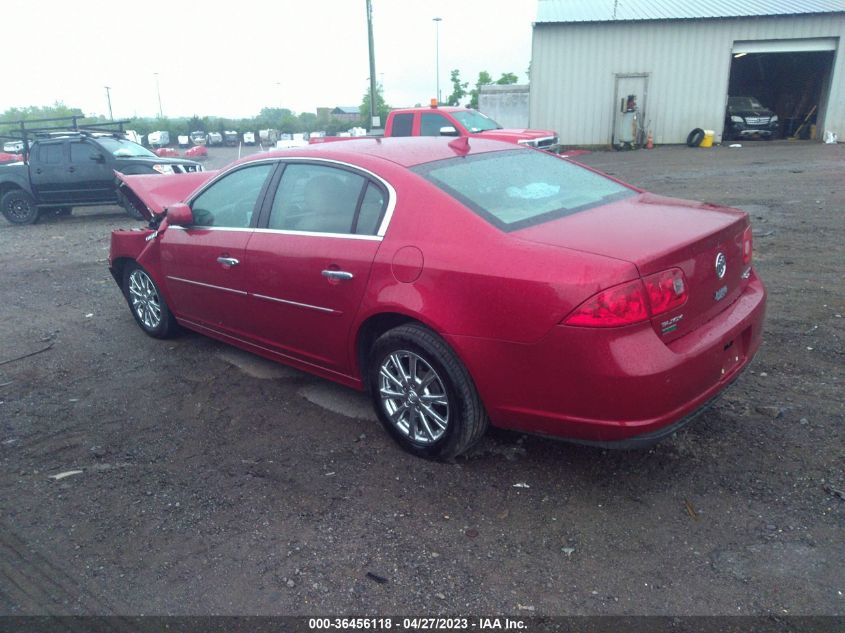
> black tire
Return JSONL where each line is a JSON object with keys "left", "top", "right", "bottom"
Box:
{"left": 686, "top": 128, "right": 705, "bottom": 148}
{"left": 1, "top": 189, "right": 40, "bottom": 225}
{"left": 368, "top": 324, "right": 488, "bottom": 459}
{"left": 122, "top": 262, "right": 178, "bottom": 338}
{"left": 117, "top": 190, "right": 145, "bottom": 220}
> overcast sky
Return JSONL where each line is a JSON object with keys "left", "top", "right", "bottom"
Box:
{"left": 2, "top": 0, "right": 537, "bottom": 119}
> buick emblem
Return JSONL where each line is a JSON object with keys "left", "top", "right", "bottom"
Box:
{"left": 715, "top": 252, "right": 727, "bottom": 279}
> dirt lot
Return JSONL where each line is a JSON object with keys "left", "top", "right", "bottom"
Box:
{"left": 0, "top": 142, "right": 842, "bottom": 617}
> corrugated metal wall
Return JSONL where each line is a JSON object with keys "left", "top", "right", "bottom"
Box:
{"left": 530, "top": 15, "right": 845, "bottom": 145}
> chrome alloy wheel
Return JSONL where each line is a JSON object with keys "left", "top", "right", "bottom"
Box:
{"left": 128, "top": 269, "right": 162, "bottom": 330}
{"left": 378, "top": 350, "right": 450, "bottom": 445}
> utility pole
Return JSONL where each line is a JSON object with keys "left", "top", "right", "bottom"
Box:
{"left": 433, "top": 17, "right": 442, "bottom": 104}
{"left": 154, "top": 72, "right": 163, "bottom": 118}
{"left": 366, "top": 0, "right": 381, "bottom": 133}
{"left": 104, "top": 86, "right": 113, "bottom": 120}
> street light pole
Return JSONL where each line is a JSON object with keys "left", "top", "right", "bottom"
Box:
{"left": 154, "top": 72, "right": 163, "bottom": 118}
{"left": 433, "top": 17, "right": 442, "bottom": 104}
{"left": 104, "top": 86, "right": 113, "bottom": 120}
{"left": 276, "top": 81, "right": 282, "bottom": 110}
{"left": 366, "top": 0, "right": 381, "bottom": 132}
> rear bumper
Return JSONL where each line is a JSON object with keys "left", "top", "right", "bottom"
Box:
{"left": 448, "top": 272, "right": 766, "bottom": 445}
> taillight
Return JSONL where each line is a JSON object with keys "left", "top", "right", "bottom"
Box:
{"left": 742, "top": 225, "right": 753, "bottom": 265}
{"left": 643, "top": 268, "right": 688, "bottom": 316}
{"left": 563, "top": 280, "right": 649, "bottom": 327}
{"left": 563, "top": 268, "right": 689, "bottom": 327}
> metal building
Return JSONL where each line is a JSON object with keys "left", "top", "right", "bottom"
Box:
{"left": 530, "top": 0, "right": 845, "bottom": 145}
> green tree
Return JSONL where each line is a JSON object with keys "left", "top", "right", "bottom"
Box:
{"left": 446, "top": 69, "right": 468, "bottom": 106}
{"left": 496, "top": 72, "right": 519, "bottom": 85}
{"left": 0, "top": 102, "right": 91, "bottom": 134}
{"left": 467, "top": 71, "right": 493, "bottom": 109}
{"left": 187, "top": 115, "right": 205, "bottom": 132}
{"left": 298, "top": 112, "right": 318, "bottom": 133}
{"left": 359, "top": 84, "right": 390, "bottom": 130}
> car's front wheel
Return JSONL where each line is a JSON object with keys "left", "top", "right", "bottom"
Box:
{"left": 122, "top": 262, "right": 178, "bottom": 338}
{"left": 1, "top": 189, "right": 40, "bottom": 225}
{"left": 368, "top": 324, "right": 488, "bottom": 459}
{"left": 116, "top": 190, "right": 145, "bottom": 220}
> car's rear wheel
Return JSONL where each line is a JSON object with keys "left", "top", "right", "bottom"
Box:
{"left": 368, "top": 324, "right": 488, "bottom": 459}
{"left": 1, "top": 189, "right": 40, "bottom": 225}
{"left": 122, "top": 262, "right": 177, "bottom": 338}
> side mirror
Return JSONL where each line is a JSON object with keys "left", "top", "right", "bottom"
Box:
{"left": 90, "top": 152, "right": 106, "bottom": 163}
{"left": 165, "top": 202, "right": 193, "bottom": 226}
{"left": 439, "top": 126, "right": 460, "bottom": 137}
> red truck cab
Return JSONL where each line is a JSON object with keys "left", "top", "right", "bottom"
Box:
{"left": 310, "top": 105, "right": 560, "bottom": 151}
{"left": 385, "top": 105, "right": 559, "bottom": 150}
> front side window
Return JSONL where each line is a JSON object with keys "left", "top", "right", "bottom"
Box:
{"left": 420, "top": 113, "right": 454, "bottom": 137}
{"left": 39, "top": 143, "right": 64, "bottom": 164}
{"left": 190, "top": 163, "right": 274, "bottom": 228}
{"left": 70, "top": 141, "right": 98, "bottom": 163}
{"left": 413, "top": 149, "right": 635, "bottom": 231}
{"left": 268, "top": 163, "right": 375, "bottom": 235}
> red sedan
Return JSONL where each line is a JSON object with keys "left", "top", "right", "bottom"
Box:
{"left": 109, "top": 138, "right": 766, "bottom": 458}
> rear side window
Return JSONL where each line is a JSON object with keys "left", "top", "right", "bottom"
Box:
{"left": 268, "top": 164, "right": 368, "bottom": 234}
{"left": 38, "top": 143, "right": 64, "bottom": 164}
{"left": 412, "top": 149, "right": 635, "bottom": 231}
{"left": 390, "top": 113, "right": 413, "bottom": 137}
{"left": 355, "top": 182, "right": 386, "bottom": 235}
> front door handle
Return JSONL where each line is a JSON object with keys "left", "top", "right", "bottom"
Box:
{"left": 321, "top": 269, "right": 353, "bottom": 281}
{"left": 217, "top": 256, "right": 240, "bottom": 267}
{"left": 68, "top": 166, "right": 75, "bottom": 173}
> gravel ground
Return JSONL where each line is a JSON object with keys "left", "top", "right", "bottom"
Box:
{"left": 0, "top": 141, "right": 842, "bottom": 616}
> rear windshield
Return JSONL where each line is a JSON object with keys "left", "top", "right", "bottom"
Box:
{"left": 412, "top": 149, "right": 635, "bottom": 231}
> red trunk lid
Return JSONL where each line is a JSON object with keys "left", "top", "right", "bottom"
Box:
{"left": 516, "top": 193, "right": 750, "bottom": 340}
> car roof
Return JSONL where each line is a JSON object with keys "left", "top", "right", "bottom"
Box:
{"left": 237, "top": 136, "right": 524, "bottom": 169}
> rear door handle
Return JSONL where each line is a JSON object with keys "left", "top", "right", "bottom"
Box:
{"left": 68, "top": 167, "right": 75, "bottom": 173}
{"left": 321, "top": 269, "right": 353, "bottom": 281}
{"left": 217, "top": 256, "right": 239, "bottom": 266}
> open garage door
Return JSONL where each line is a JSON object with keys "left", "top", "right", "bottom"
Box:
{"left": 726, "top": 38, "right": 837, "bottom": 141}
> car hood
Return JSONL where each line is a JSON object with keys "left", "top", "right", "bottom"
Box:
{"left": 729, "top": 108, "right": 775, "bottom": 117}
{"left": 476, "top": 129, "right": 557, "bottom": 142}
{"left": 115, "top": 170, "right": 218, "bottom": 220}
{"left": 116, "top": 156, "right": 200, "bottom": 166}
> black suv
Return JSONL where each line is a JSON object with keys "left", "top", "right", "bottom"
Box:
{"left": 0, "top": 117, "right": 202, "bottom": 225}
{"left": 724, "top": 96, "right": 779, "bottom": 141}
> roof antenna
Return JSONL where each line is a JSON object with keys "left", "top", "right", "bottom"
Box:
{"left": 448, "top": 136, "right": 470, "bottom": 155}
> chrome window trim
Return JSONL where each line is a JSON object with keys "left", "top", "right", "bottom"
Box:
{"left": 166, "top": 275, "right": 248, "bottom": 296}
{"left": 184, "top": 156, "right": 397, "bottom": 238}
{"left": 168, "top": 225, "right": 380, "bottom": 241}
{"left": 253, "top": 228, "right": 382, "bottom": 241}
{"left": 169, "top": 225, "right": 253, "bottom": 233}
{"left": 253, "top": 293, "right": 339, "bottom": 314}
